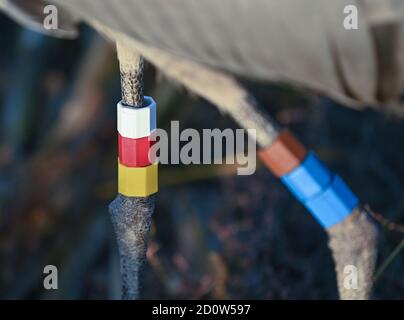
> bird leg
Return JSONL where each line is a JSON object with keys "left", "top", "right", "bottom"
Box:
{"left": 109, "top": 41, "right": 157, "bottom": 300}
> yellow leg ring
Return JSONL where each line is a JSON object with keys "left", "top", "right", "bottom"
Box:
{"left": 118, "top": 161, "right": 158, "bottom": 197}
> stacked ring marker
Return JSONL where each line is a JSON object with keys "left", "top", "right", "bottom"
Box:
{"left": 117, "top": 96, "right": 158, "bottom": 197}
{"left": 258, "top": 130, "right": 359, "bottom": 228}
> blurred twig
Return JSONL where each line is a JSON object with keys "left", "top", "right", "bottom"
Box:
{"left": 374, "top": 239, "right": 404, "bottom": 283}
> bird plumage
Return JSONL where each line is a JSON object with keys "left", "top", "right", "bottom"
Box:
{"left": 1, "top": 0, "right": 404, "bottom": 107}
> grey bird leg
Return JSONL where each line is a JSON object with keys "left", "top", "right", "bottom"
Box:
{"left": 109, "top": 41, "right": 154, "bottom": 300}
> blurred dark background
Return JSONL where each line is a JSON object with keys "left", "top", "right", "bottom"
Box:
{"left": 1, "top": 14, "right": 404, "bottom": 300}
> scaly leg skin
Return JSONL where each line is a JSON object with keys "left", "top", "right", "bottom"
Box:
{"left": 327, "top": 207, "right": 378, "bottom": 300}
{"left": 109, "top": 195, "right": 155, "bottom": 300}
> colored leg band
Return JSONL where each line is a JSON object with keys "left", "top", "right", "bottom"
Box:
{"left": 258, "top": 130, "right": 307, "bottom": 177}
{"left": 117, "top": 96, "right": 156, "bottom": 139}
{"left": 118, "top": 161, "right": 158, "bottom": 197}
{"left": 118, "top": 131, "right": 157, "bottom": 167}
{"left": 281, "top": 152, "right": 359, "bottom": 228}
